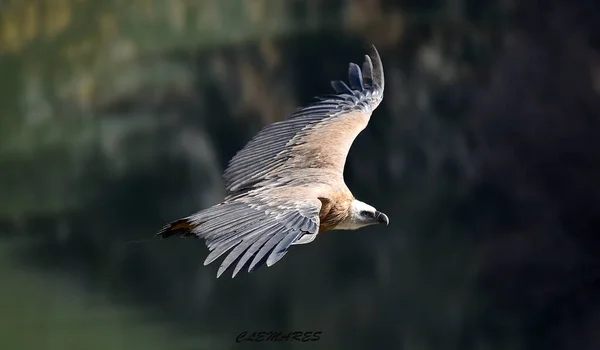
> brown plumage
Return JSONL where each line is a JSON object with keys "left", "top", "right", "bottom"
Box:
{"left": 157, "top": 45, "right": 389, "bottom": 278}
{"left": 318, "top": 195, "right": 353, "bottom": 232}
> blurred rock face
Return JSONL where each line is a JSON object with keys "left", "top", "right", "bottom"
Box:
{"left": 467, "top": 4, "right": 600, "bottom": 349}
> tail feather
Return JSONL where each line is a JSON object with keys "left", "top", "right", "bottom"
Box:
{"left": 157, "top": 219, "right": 196, "bottom": 239}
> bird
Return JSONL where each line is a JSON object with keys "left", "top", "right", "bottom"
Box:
{"left": 157, "top": 45, "right": 388, "bottom": 278}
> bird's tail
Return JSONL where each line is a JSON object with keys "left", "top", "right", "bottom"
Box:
{"left": 156, "top": 218, "right": 197, "bottom": 239}
{"left": 156, "top": 202, "right": 230, "bottom": 239}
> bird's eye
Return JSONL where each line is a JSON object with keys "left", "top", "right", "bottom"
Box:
{"left": 360, "top": 210, "right": 372, "bottom": 217}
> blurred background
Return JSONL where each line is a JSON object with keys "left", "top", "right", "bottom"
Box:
{"left": 1, "top": 0, "right": 600, "bottom": 349}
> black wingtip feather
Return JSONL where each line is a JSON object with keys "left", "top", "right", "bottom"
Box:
{"left": 328, "top": 45, "right": 383, "bottom": 96}
{"left": 348, "top": 62, "right": 364, "bottom": 91}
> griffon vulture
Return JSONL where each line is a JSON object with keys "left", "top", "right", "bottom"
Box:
{"left": 158, "top": 45, "right": 388, "bottom": 278}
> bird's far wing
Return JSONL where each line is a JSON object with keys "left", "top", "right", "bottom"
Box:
{"left": 158, "top": 187, "right": 322, "bottom": 278}
{"left": 223, "top": 45, "right": 385, "bottom": 194}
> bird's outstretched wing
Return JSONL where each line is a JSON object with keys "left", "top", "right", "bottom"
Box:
{"left": 158, "top": 45, "right": 385, "bottom": 277}
{"left": 159, "top": 188, "right": 322, "bottom": 278}
{"left": 222, "top": 45, "right": 385, "bottom": 194}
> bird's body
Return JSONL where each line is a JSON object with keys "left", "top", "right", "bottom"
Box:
{"left": 158, "top": 45, "right": 388, "bottom": 278}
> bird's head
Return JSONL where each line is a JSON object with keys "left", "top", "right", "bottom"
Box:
{"left": 337, "top": 199, "right": 389, "bottom": 230}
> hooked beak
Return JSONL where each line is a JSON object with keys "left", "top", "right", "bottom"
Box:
{"left": 375, "top": 211, "right": 389, "bottom": 226}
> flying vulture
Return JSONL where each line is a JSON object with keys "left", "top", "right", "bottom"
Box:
{"left": 158, "top": 45, "right": 388, "bottom": 278}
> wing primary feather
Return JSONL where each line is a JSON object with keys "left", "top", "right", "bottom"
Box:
{"left": 216, "top": 220, "right": 279, "bottom": 277}
{"left": 204, "top": 216, "right": 268, "bottom": 266}
{"left": 217, "top": 233, "right": 264, "bottom": 277}
{"left": 331, "top": 80, "right": 353, "bottom": 94}
{"left": 231, "top": 231, "right": 275, "bottom": 277}
{"left": 248, "top": 254, "right": 271, "bottom": 274}
{"left": 369, "top": 44, "right": 384, "bottom": 90}
{"left": 291, "top": 233, "right": 317, "bottom": 245}
{"left": 206, "top": 220, "right": 260, "bottom": 253}
{"left": 204, "top": 241, "right": 241, "bottom": 266}
{"left": 266, "top": 230, "right": 303, "bottom": 267}
{"left": 248, "top": 228, "right": 289, "bottom": 273}
{"left": 314, "top": 94, "right": 346, "bottom": 102}
{"left": 362, "top": 54, "right": 374, "bottom": 88}
{"left": 348, "top": 63, "right": 364, "bottom": 91}
{"left": 204, "top": 214, "right": 265, "bottom": 250}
